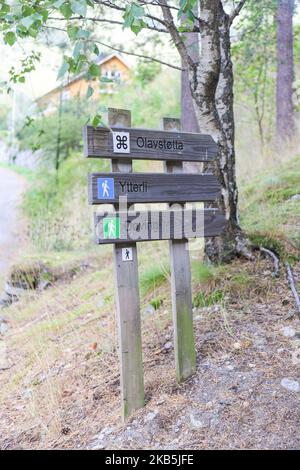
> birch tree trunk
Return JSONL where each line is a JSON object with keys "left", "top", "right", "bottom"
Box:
{"left": 161, "top": 0, "right": 252, "bottom": 263}
{"left": 276, "top": 0, "right": 295, "bottom": 142}
{"left": 190, "top": 0, "right": 252, "bottom": 262}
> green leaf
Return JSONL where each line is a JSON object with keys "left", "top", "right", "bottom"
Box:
{"left": 0, "top": 3, "right": 10, "bottom": 17}
{"left": 77, "top": 29, "right": 90, "bottom": 39}
{"left": 72, "top": 41, "right": 83, "bottom": 60}
{"left": 67, "top": 25, "right": 79, "bottom": 39}
{"left": 57, "top": 60, "right": 69, "bottom": 79}
{"left": 60, "top": 3, "right": 73, "bottom": 19}
{"left": 4, "top": 31, "right": 16, "bottom": 46}
{"left": 54, "top": 0, "right": 65, "bottom": 7}
{"left": 71, "top": 0, "right": 87, "bottom": 17}
{"left": 88, "top": 63, "right": 100, "bottom": 78}
{"left": 93, "top": 44, "right": 100, "bottom": 56}
{"left": 91, "top": 114, "right": 102, "bottom": 128}
{"left": 86, "top": 85, "right": 94, "bottom": 99}
{"left": 131, "top": 3, "right": 145, "bottom": 18}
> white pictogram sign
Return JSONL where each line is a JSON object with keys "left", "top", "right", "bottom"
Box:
{"left": 113, "top": 132, "right": 130, "bottom": 153}
{"left": 122, "top": 247, "right": 133, "bottom": 262}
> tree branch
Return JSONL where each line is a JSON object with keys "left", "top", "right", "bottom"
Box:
{"left": 94, "top": 0, "right": 169, "bottom": 29}
{"left": 48, "top": 15, "right": 169, "bottom": 33}
{"left": 44, "top": 25, "right": 183, "bottom": 71}
{"left": 229, "top": 0, "right": 247, "bottom": 24}
{"left": 158, "top": 0, "right": 195, "bottom": 68}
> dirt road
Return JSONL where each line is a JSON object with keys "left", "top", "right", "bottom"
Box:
{"left": 0, "top": 166, "right": 27, "bottom": 281}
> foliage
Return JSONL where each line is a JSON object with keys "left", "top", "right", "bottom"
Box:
{"left": 232, "top": 0, "right": 277, "bottom": 147}
{"left": 17, "top": 67, "right": 179, "bottom": 169}
{"left": 18, "top": 65, "right": 179, "bottom": 251}
{"left": 135, "top": 60, "right": 162, "bottom": 87}
{"left": 17, "top": 98, "right": 92, "bottom": 163}
{"left": 0, "top": 102, "right": 9, "bottom": 132}
{"left": 0, "top": 0, "right": 194, "bottom": 114}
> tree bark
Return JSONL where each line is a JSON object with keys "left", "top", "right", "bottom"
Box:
{"left": 161, "top": 0, "right": 252, "bottom": 263}
{"left": 276, "top": 0, "right": 295, "bottom": 141}
{"left": 190, "top": 0, "right": 252, "bottom": 262}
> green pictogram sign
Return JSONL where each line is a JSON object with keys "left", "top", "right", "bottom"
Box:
{"left": 103, "top": 216, "right": 120, "bottom": 239}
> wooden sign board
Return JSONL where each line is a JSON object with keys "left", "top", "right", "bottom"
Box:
{"left": 94, "top": 209, "right": 226, "bottom": 244}
{"left": 88, "top": 173, "right": 220, "bottom": 204}
{"left": 83, "top": 126, "right": 219, "bottom": 162}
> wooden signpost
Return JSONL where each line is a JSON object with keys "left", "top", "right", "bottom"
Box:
{"left": 88, "top": 172, "right": 220, "bottom": 204}
{"left": 84, "top": 125, "right": 218, "bottom": 162}
{"left": 94, "top": 209, "right": 226, "bottom": 244}
{"left": 83, "top": 108, "right": 225, "bottom": 420}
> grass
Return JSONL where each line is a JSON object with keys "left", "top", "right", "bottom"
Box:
{"left": 139, "top": 262, "right": 170, "bottom": 297}
{"left": 240, "top": 155, "right": 300, "bottom": 259}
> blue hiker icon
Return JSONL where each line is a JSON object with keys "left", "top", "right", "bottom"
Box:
{"left": 97, "top": 177, "right": 114, "bottom": 200}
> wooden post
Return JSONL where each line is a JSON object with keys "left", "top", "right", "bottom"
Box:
{"left": 163, "top": 117, "right": 196, "bottom": 382}
{"left": 108, "top": 108, "right": 144, "bottom": 419}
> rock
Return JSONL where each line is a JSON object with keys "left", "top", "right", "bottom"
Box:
{"left": 281, "top": 326, "right": 296, "bottom": 338}
{"left": 289, "top": 194, "right": 300, "bottom": 201}
{"left": 284, "top": 310, "right": 296, "bottom": 319}
{"left": 0, "top": 340, "right": 10, "bottom": 370}
{"left": 163, "top": 341, "right": 172, "bottom": 350}
{"left": 4, "top": 282, "right": 23, "bottom": 299}
{"left": 143, "top": 304, "right": 155, "bottom": 316}
{"left": 233, "top": 341, "right": 241, "bottom": 350}
{"left": 280, "top": 378, "right": 300, "bottom": 392}
{"left": 189, "top": 412, "right": 206, "bottom": 429}
{"left": 0, "top": 319, "right": 9, "bottom": 335}
{"left": 194, "top": 315, "right": 202, "bottom": 322}
{"left": 0, "top": 292, "right": 13, "bottom": 308}
{"left": 253, "top": 336, "right": 267, "bottom": 349}
{"left": 156, "top": 397, "right": 165, "bottom": 405}
{"left": 144, "top": 410, "right": 158, "bottom": 423}
{"left": 37, "top": 280, "right": 51, "bottom": 291}
{"left": 9, "top": 261, "right": 52, "bottom": 290}
{"left": 91, "top": 442, "right": 106, "bottom": 450}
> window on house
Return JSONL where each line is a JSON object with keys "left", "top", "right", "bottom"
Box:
{"left": 62, "top": 89, "right": 70, "bottom": 101}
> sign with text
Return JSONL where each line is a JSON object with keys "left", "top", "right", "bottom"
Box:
{"left": 88, "top": 173, "right": 220, "bottom": 204}
{"left": 94, "top": 209, "right": 226, "bottom": 244}
{"left": 83, "top": 126, "right": 219, "bottom": 162}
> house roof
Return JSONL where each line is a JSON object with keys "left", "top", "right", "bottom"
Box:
{"left": 36, "top": 53, "right": 131, "bottom": 102}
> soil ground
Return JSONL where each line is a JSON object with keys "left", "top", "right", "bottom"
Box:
{"left": 0, "top": 255, "right": 299, "bottom": 450}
